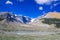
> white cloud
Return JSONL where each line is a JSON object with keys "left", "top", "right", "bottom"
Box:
{"left": 39, "top": 6, "right": 43, "bottom": 10}
{"left": 35, "top": 0, "right": 58, "bottom": 5}
{"left": 35, "top": 0, "right": 52, "bottom": 4}
{"left": 5, "top": 0, "right": 13, "bottom": 5}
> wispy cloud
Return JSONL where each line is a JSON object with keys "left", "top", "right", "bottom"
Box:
{"left": 5, "top": 0, "right": 13, "bottom": 5}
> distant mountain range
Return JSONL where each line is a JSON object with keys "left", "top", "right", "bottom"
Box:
{"left": 0, "top": 12, "right": 31, "bottom": 24}
{"left": 0, "top": 12, "right": 60, "bottom": 31}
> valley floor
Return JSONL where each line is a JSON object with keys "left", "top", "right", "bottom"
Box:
{"left": 0, "top": 24, "right": 60, "bottom": 40}
{"left": 0, "top": 33, "right": 60, "bottom": 40}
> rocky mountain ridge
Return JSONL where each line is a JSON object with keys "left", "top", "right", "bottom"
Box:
{"left": 0, "top": 12, "right": 60, "bottom": 31}
{"left": 0, "top": 12, "right": 31, "bottom": 24}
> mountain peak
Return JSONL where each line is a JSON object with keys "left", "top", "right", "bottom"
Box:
{"left": 41, "top": 12, "right": 60, "bottom": 19}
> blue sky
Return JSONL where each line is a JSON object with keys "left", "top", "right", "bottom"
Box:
{"left": 0, "top": 0, "right": 60, "bottom": 18}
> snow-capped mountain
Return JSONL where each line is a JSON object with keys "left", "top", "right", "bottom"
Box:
{"left": 16, "top": 15, "right": 31, "bottom": 24}
{"left": 0, "top": 12, "right": 31, "bottom": 24}
{"left": 0, "top": 12, "right": 16, "bottom": 22}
